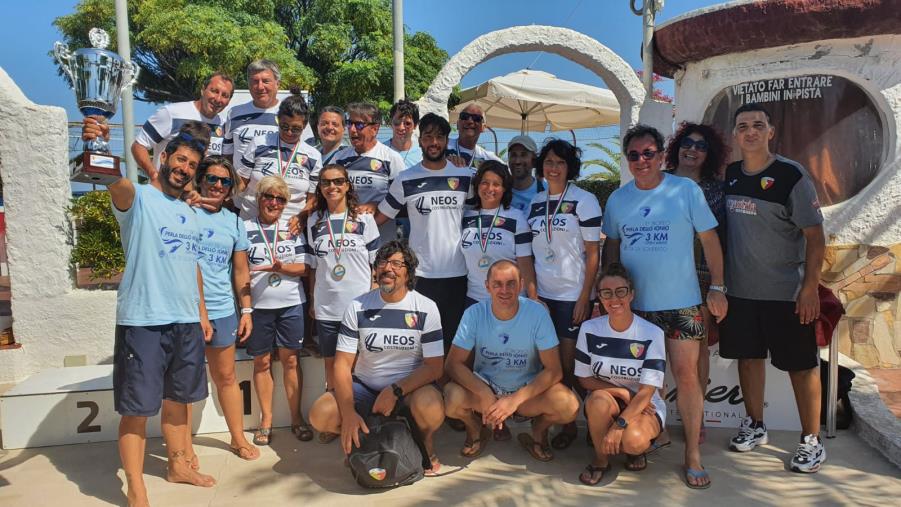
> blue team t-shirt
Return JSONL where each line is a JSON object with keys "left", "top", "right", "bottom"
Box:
{"left": 602, "top": 172, "right": 718, "bottom": 311}
{"left": 113, "top": 184, "right": 203, "bottom": 325}
{"left": 196, "top": 208, "right": 250, "bottom": 319}
{"left": 452, "top": 297, "right": 559, "bottom": 394}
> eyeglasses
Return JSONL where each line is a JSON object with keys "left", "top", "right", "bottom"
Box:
{"left": 278, "top": 124, "right": 306, "bottom": 135}
{"left": 625, "top": 149, "right": 659, "bottom": 162}
{"left": 320, "top": 177, "right": 348, "bottom": 188}
{"left": 204, "top": 174, "right": 233, "bottom": 187}
{"left": 347, "top": 120, "right": 377, "bottom": 131}
{"left": 599, "top": 286, "right": 631, "bottom": 300}
{"left": 679, "top": 138, "right": 709, "bottom": 152}
{"left": 458, "top": 112, "right": 484, "bottom": 123}
{"left": 375, "top": 259, "right": 407, "bottom": 269}
{"left": 260, "top": 193, "right": 287, "bottom": 205}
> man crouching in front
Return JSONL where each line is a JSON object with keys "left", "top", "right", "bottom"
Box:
{"left": 309, "top": 240, "right": 446, "bottom": 474}
{"left": 444, "top": 260, "right": 579, "bottom": 462}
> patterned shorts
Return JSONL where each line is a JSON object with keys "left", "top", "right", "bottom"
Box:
{"left": 637, "top": 305, "right": 706, "bottom": 341}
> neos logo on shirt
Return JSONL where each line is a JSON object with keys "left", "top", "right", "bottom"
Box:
{"left": 364, "top": 332, "right": 417, "bottom": 353}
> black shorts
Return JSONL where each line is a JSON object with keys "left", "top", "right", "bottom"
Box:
{"left": 539, "top": 297, "right": 581, "bottom": 340}
{"left": 316, "top": 319, "right": 341, "bottom": 358}
{"left": 416, "top": 275, "right": 467, "bottom": 350}
{"left": 719, "top": 296, "right": 818, "bottom": 372}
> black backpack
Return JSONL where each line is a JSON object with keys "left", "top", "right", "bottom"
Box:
{"left": 347, "top": 410, "right": 430, "bottom": 488}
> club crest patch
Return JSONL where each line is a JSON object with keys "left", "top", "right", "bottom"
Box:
{"left": 630, "top": 342, "right": 646, "bottom": 359}
{"left": 405, "top": 312, "right": 419, "bottom": 328}
{"left": 760, "top": 176, "right": 775, "bottom": 190}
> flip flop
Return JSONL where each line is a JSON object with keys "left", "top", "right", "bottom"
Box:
{"left": 578, "top": 463, "right": 612, "bottom": 486}
{"left": 229, "top": 444, "right": 260, "bottom": 461}
{"left": 493, "top": 426, "right": 512, "bottom": 441}
{"left": 625, "top": 453, "right": 647, "bottom": 472}
{"left": 253, "top": 427, "right": 272, "bottom": 446}
{"left": 517, "top": 432, "right": 553, "bottom": 462}
{"left": 318, "top": 431, "right": 339, "bottom": 444}
{"left": 684, "top": 466, "right": 712, "bottom": 489}
{"left": 551, "top": 427, "right": 577, "bottom": 450}
{"left": 424, "top": 454, "right": 441, "bottom": 477}
{"left": 461, "top": 425, "right": 491, "bottom": 458}
{"left": 292, "top": 423, "right": 314, "bottom": 442}
{"left": 646, "top": 439, "right": 671, "bottom": 456}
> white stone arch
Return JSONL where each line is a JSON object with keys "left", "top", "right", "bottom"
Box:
{"left": 417, "top": 25, "right": 651, "bottom": 145}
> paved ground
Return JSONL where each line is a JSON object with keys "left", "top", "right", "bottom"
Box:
{"left": 0, "top": 425, "right": 898, "bottom": 507}
{"left": 870, "top": 369, "right": 901, "bottom": 418}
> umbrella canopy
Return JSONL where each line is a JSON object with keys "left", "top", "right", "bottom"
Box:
{"left": 449, "top": 69, "right": 620, "bottom": 134}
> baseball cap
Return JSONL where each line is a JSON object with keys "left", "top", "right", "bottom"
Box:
{"left": 507, "top": 135, "right": 537, "bottom": 154}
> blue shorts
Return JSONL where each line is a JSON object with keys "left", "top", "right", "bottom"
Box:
{"left": 351, "top": 377, "right": 439, "bottom": 416}
{"left": 316, "top": 319, "right": 341, "bottom": 358}
{"left": 113, "top": 323, "right": 209, "bottom": 417}
{"left": 207, "top": 312, "right": 239, "bottom": 348}
{"left": 246, "top": 304, "right": 305, "bottom": 357}
{"left": 539, "top": 297, "right": 581, "bottom": 340}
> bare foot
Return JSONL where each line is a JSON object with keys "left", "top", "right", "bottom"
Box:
{"left": 167, "top": 458, "right": 216, "bottom": 487}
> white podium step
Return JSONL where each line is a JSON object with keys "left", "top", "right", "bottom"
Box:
{"left": 1, "top": 351, "right": 325, "bottom": 449}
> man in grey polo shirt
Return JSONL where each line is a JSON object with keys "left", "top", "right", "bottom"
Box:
{"left": 720, "top": 103, "right": 826, "bottom": 474}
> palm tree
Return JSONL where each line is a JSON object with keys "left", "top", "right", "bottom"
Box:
{"left": 582, "top": 139, "right": 621, "bottom": 181}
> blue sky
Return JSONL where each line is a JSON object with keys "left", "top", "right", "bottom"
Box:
{"left": 0, "top": 0, "right": 718, "bottom": 165}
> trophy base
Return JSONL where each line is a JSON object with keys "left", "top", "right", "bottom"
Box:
{"left": 70, "top": 152, "right": 121, "bottom": 185}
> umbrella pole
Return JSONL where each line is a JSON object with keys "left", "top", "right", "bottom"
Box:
{"left": 521, "top": 113, "right": 527, "bottom": 135}
{"left": 486, "top": 127, "right": 499, "bottom": 154}
{"left": 569, "top": 129, "right": 576, "bottom": 146}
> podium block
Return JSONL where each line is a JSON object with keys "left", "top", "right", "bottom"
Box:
{"left": 1, "top": 352, "right": 325, "bottom": 449}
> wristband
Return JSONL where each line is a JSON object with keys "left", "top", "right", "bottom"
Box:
{"left": 240, "top": 307, "right": 254, "bottom": 315}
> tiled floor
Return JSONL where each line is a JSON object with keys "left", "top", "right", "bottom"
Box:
{"left": 869, "top": 368, "right": 901, "bottom": 418}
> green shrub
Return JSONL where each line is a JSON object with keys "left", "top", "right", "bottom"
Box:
{"left": 69, "top": 191, "right": 124, "bottom": 281}
{"left": 575, "top": 179, "right": 620, "bottom": 209}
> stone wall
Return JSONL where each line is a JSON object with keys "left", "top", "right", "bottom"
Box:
{"left": 824, "top": 244, "right": 901, "bottom": 367}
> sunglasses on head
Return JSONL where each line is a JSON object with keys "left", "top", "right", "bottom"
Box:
{"left": 626, "top": 149, "right": 659, "bottom": 162}
{"left": 203, "top": 174, "right": 232, "bottom": 187}
{"left": 679, "top": 138, "right": 709, "bottom": 152}
{"left": 459, "top": 111, "right": 484, "bottom": 123}
{"left": 175, "top": 132, "right": 207, "bottom": 153}
{"left": 260, "top": 193, "right": 287, "bottom": 205}
{"left": 320, "top": 177, "right": 348, "bottom": 188}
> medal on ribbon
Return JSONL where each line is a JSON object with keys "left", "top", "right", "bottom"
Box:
{"left": 543, "top": 183, "right": 569, "bottom": 263}
{"left": 327, "top": 210, "right": 349, "bottom": 281}
{"left": 255, "top": 219, "right": 280, "bottom": 268}
{"left": 477, "top": 207, "right": 501, "bottom": 270}
{"left": 277, "top": 136, "right": 302, "bottom": 178}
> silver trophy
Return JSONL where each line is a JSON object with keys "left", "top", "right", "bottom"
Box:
{"left": 54, "top": 28, "right": 140, "bottom": 184}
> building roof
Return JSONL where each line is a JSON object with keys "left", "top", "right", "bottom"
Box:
{"left": 652, "top": 0, "right": 901, "bottom": 78}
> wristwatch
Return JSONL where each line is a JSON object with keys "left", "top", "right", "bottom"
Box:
{"left": 240, "top": 307, "right": 254, "bottom": 314}
{"left": 616, "top": 417, "right": 628, "bottom": 429}
{"left": 392, "top": 383, "right": 405, "bottom": 400}
{"left": 708, "top": 284, "right": 727, "bottom": 294}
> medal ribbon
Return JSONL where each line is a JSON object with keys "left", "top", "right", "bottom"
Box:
{"left": 326, "top": 210, "right": 349, "bottom": 263}
{"left": 277, "top": 137, "right": 303, "bottom": 178}
{"left": 255, "top": 219, "right": 279, "bottom": 264}
{"left": 544, "top": 182, "right": 570, "bottom": 244}
{"left": 477, "top": 207, "right": 502, "bottom": 255}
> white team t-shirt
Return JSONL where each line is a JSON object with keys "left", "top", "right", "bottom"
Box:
{"left": 234, "top": 131, "right": 322, "bottom": 220}
{"left": 527, "top": 184, "right": 603, "bottom": 301}
{"left": 460, "top": 206, "right": 532, "bottom": 301}
{"left": 337, "top": 290, "right": 444, "bottom": 391}
{"left": 330, "top": 142, "right": 405, "bottom": 205}
{"left": 446, "top": 138, "right": 503, "bottom": 169}
{"left": 245, "top": 218, "right": 309, "bottom": 309}
{"left": 222, "top": 100, "right": 280, "bottom": 163}
{"left": 575, "top": 315, "right": 668, "bottom": 425}
{"left": 306, "top": 210, "right": 380, "bottom": 321}
{"left": 378, "top": 161, "right": 474, "bottom": 278}
{"left": 134, "top": 101, "right": 225, "bottom": 171}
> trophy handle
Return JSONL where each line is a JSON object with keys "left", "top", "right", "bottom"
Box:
{"left": 53, "top": 42, "right": 75, "bottom": 85}
{"left": 121, "top": 60, "right": 141, "bottom": 90}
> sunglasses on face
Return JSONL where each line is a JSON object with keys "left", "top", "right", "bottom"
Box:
{"left": 320, "top": 177, "right": 348, "bottom": 188}
{"left": 375, "top": 259, "right": 406, "bottom": 269}
{"left": 626, "top": 149, "right": 659, "bottom": 162}
{"left": 204, "top": 174, "right": 233, "bottom": 187}
{"left": 175, "top": 132, "right": 207, "bottom": 153}
{"left": 278, "top": 124, "right": 305, "bottom": 135}
{"left": 260, "top": 193, "right": 287, "bottom": 205}
{"left": 347, "top": 119, "right": 377, "bottom": 131}
{"left": 458, "top": 112, "right": 484, "bottom": 123}
{"left": 679, "top": 138, "right": 709, "bottom": 152}
{"left": 599, "top": 286, "right": 631, "bottom": 299}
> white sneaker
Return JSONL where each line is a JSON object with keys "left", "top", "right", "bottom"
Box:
{"left": 790, "top": 434, "right": 826, "bottom": 473}
{"left": 729, "top": 416, "right": 768, "bottom": 452}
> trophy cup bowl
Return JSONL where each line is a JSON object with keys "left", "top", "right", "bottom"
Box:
{"left": 54, "top": 28, "right": 140, "bottom": 185}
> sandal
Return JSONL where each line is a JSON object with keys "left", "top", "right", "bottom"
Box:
{"left": 517, "top": 432, "right": 553, "bottom": 462}
{"left": 646, "top": 439, "right": 671, "bottom": 456}
{"left": 292, "top": 423, "right": 314, "bottom": 442}
{"left": 493, "top": 425, "right": 512, "bottom": 442}
{"left": 253, "top": 427, "right": 272, "bottom": 446}
{"left": 318, "top": 431, "right": 339, "bottom": 444}
{"left": 424, "top": 454, "right": 441, "bottom": 477}
{"left": 578, "top": 463, "right": 612, "bottom": 486}
{"left": 684, "top": 466, "right": 712, "bottom": 489}
{"left": 229, "top": 444, "right": 260, "bottom": 461}
{"left": 461, "top": 425, "right": 491, "bottom": 458}
{"left": 551, "top": 426, "right": 578, "bottom": 450}
{"left": 625, "top": 453, "right": 647, "bottom": 472}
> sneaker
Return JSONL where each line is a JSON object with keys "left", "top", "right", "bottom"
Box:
{"left": 790, "top": 434, "right": 826, "bottom": 473}
{"left": 729, "top": 416, "right": 768, "bottom": 452}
